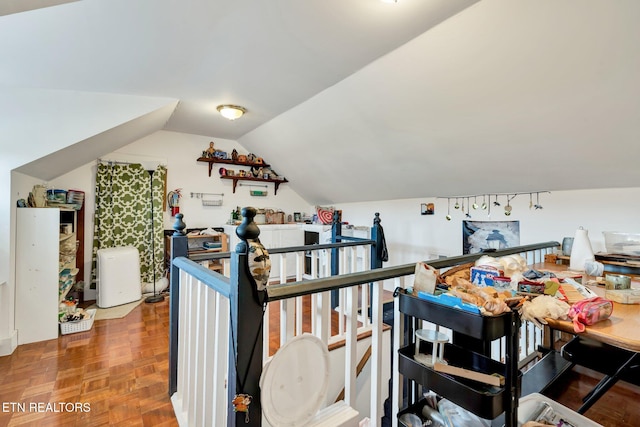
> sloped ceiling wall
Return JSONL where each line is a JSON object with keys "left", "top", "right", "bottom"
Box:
{"left": 240, "top": 0, "right": 640, "bottom": 204}
{"left": 0, "top": 0, "right": 79, "bottom": 16}
{"left": 1, "top": 87, "right": 178, "bottom": 179}
{"left": 1, "top": 0, "right": 639, "bottom": 205}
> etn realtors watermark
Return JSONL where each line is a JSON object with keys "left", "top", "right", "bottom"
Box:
{"left": 2, "top": 402, "right": 91, "bottom": 413}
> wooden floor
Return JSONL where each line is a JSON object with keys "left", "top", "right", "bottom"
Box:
{"left": 545, "top": 365, "right": 640, "bottom": 427}
{"left": 1, "top": 296, "right": 640, "bottom": 426}
{"left": 0, "top": 298, "right": 178, "bottom": 427}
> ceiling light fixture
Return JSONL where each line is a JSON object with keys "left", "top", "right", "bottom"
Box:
{"left": 216, "top": 105, "right": 246, "bottom": 120}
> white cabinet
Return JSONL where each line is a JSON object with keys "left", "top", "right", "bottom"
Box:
{"left": 15, "top": 208, "right": 60, "bottom": 345}
{"left": 223, "top": 224, "right": 304, "bottom": 281}
{"left": 271, "top": 227, "right": 304, "bottom": 281}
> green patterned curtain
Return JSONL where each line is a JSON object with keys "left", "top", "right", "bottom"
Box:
{"left": 92, "top": 163, "right": 167, "bottom": 288}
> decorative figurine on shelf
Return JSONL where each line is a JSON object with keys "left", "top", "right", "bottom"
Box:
{"left": 255, "top": 157, "right": 264, "bottom": 165}
{"left": 214, "top": 150, "right": 228, "bottom": 160}
{"left": 250, "top": 166, "right": 263, "bottom": 178}
{"left": 231, "top": 149, "right": 238, "bottom": 161}
{"left": 204, "top": 140, "right": 229, "bottom": 159}
{"left": 247, "top": 153, "right": 257, "bottom": 163}
{"left": 237, "top": 154, "right": 248, "bottom": 163}
{"left": 206, "top": 141, "right": 216, "bottom": 158}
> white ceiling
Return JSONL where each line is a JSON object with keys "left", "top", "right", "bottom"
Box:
{"left": 2, "top": 0, "right": 640, "bottom": 204}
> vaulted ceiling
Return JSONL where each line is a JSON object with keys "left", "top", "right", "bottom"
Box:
{"left": 2, "top": 0, "right": 640, "bottom": 204}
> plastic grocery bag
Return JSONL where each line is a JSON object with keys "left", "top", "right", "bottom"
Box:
{"left": 413, "top": 262, "right": 437, "bottom": 295}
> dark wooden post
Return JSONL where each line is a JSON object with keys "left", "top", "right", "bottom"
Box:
{"left": 370, "top": 212, "right": 385, "bottom": 270}
{"left": 368, "top": 212, "right": 387, "bottom": 320}
{"left": 330, "top": 210, "right": 342, "bottom": 308}
{"left": 228, "top": 207, "right": 264, "bottom": 427}
{"left": 168, "top": 213, "right": 187, "bottom": 396}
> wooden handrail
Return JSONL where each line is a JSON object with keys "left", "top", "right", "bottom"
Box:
{"left": 266, "top": 241, "right": 560, "bottom": 301}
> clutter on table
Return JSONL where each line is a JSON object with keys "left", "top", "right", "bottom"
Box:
{"left": 410, "top": 253, "right": 618, "bottom": 328}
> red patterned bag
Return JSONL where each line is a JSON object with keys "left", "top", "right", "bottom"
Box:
{"left": 568, "top": 296, "right": 613, "bottom": 333}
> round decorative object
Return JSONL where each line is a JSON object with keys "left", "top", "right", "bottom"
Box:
{"left": 260, "top": 334, "right": 330, "bottom": 427}
{"left": 219, "top": 167, "right": 227, "bottom": 176}
{"left": 247, "top": 153, "right": 257, "bottom": 163}
{"left": 247, "top": 240, "right": 271, "bottom": 291}
{"left": 316, "top": 206, "right": 334, "bottom": 225}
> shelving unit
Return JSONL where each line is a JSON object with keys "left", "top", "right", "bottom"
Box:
{"left": 197, "top": 157, "right": 270, "bottom": 176}
{"left": 220, "top": 175, "right": 288, "bottom": 195}
{"left": 165, "top": 231, "right": 228, "bottom": 274}
{"left": 396, "top": 289, "right": 521, "bottom": 426}
{"left": 197, "top": 157, "right": 288, "bottom": 195}
{"left": 16, "top": 208, "right": 79, "bottom": 344}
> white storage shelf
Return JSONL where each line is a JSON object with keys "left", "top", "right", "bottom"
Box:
{"left": 16, "top": 208, "right": 63, "bottom": 345}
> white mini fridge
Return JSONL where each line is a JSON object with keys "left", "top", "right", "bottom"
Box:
{"left": 96, "top": 246, "right": 142, "bottom": 308}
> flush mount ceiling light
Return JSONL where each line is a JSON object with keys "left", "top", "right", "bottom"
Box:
{"left": 216, "top": 105, "right": 246, "bottom": 120}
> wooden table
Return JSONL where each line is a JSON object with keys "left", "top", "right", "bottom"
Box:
{"left": 532, "top": 262, "right": 640, "bottom": 413}
{"left": 534, "top": 262, "right": 640, "bottom": 352}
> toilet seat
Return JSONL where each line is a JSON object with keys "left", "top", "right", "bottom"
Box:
{"left": 260, "top": 333, "right": 330, "bottom": 427}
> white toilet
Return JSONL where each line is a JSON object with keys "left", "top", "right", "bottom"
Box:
{"left": 260, "top": 333, "right": 360, "bottom": 427}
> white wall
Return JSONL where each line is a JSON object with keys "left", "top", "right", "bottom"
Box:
{"left": 336, "top": 187, "right": 640, "bottom": 268}
{"left": 2, "top": 129, "right": 312, "bottom": 355}
{"left": 47, "top": 130, "right": 313, "bottom": 287}
{"left": 0, "top": 88, "right": 177, "bottom": 355}
{"left": 115, "top": 130, "right": 313, "bottom": 230}
{"left": 7, "top": 125, "right": 640, "bottom": 356}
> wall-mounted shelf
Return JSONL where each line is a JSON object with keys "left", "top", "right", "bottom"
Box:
{"left": 220, "top": 175, "right": 288, "bottom": 195}
{"left": 197, "top": 157, "right": 271, "bottom": 177}
{"left": 197, "top": 156, "right": 287, "bottom": 195}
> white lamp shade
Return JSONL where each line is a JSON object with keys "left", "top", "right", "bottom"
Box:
{"left": 217, "top": 105, "right": 246, "bottom": 120}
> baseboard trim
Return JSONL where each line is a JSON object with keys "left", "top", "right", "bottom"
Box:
{"left": 0, "top": 329, "right": 18, "bottom": 356}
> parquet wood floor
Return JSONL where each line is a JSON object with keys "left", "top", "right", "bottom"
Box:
{"left": 2, "top": 296, "right": 639, "bottom": 426}
{"left": 545, "top": 365, "right": 640, "bottom": 427}
{"left": 0, "top": 298, "right": 178, "bottom": 427}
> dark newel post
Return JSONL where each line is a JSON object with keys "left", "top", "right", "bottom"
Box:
{"left": 368, "top": 212, "right": 385, "bottom": 319}
{"left": 371, "top": 212, "right": 384, "bottom": 270}
{"left": 228, "top": 207, "right": 264, "bottom": 427}
{"left": 330, "top": 210, "right": 342, "bottom": 308}
{"left": 330, "top": 210, "right": 342, "bottom": 276}
{"left": 168, "top": 213, "right": 187, "bottom": 396}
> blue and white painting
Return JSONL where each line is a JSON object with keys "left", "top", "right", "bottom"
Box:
{"left": 463, "top": 221, "right": 520, "bottom": 254}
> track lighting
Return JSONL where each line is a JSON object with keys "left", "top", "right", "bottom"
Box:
{"left": 436, "top": 191, "right": 549, "bottom": 220}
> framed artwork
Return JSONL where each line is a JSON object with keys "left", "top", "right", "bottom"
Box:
{"left": 421, "top": 203, "right": 435, "bottom": 215}
{"left": 462, "top": 220, "right": 520, "bottom": 254}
